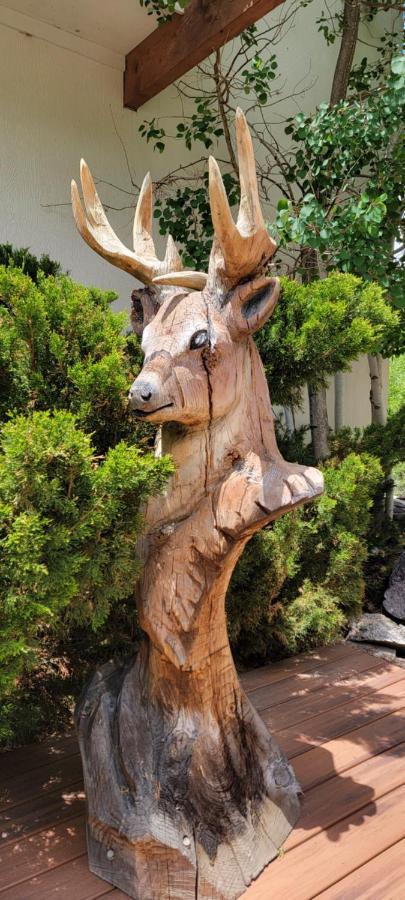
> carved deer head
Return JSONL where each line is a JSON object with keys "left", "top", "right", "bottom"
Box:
{"left": 71, "top": 110, "right": 279, "bottom": 428}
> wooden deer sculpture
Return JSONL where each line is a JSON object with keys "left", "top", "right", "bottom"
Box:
{"left": 72, "top": 109, "right": 323, "bottom": 900}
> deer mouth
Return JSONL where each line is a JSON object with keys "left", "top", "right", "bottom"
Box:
{"left": 133, "top": 402, "right": 174, "bottom": 418}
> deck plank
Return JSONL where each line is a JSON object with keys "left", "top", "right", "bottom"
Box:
{"left": 248, "top": 649, "right": 380, "bottom": 711}
{"left": 262, "top": 663, "right": 405, "bottom": 731}
{"left": 0, "top": 783, "right": 85, "bottom": 846}
{"left": 0, "top": 816, "right": 85, "bottom": 892}
{"left": 286, "top": 740, "right": 405, "bottom": 850}
{"left": 240, "top": 643, "right": 352, "bottom": 692}
{"left": 244, "top": 785, "right": 405, "bottom": 899}
{"left": 1, "top": 644, "right": 405, "bottom": 899}
{"left": 277, "top": 677, "right": 405, "bottom": 758}
{"left": 0, "top": 753, "right": 82, "bottom": 812}
{"left": 0, "top": 734, "right": 77, "bottom": 782}
{"left": 0, "top": 854, "right": 112, "bottom": 899}
{"left": 292, "top": 707, "right": 405, "bottom": 790}
{"left": 316, "top": 836, "right": 405, "bottom": 899}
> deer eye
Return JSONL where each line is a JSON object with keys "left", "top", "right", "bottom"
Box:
{"left": 190, "top": 329, "right": 209, "bottom": 350}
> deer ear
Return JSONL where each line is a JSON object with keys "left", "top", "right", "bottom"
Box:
{"left": 131, "top": 286, "right": 160, "bottom": 337}
{"left": 225, "top": 277, "right": 280, "bottom": 337}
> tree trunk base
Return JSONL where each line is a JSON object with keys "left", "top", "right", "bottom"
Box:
{"left": 76, "top": 645, "right": 300, "bottom": 900}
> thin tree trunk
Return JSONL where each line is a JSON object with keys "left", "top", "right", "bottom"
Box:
{"left": 283, "top": 405, "right": 294, "bottom": 433}
{"left": 330, "top": 0, "right": 361, "bottom": 436}
{"left": 385, "top": 476, "right": 395, "bottom": 520}
{"left": 302, "top": 249, "right": 330, "bottom": 461}
{"left": 330, "top": 0, "right": 361, "bottom": 105}
{"left": 368, "top": 353, "right": 387, "bottom": 425}
{"left": 308, "top": 382, "right": 330, "bottom": 461}
{"left": 334, "top": 370, "right": 344, "bottom": 431}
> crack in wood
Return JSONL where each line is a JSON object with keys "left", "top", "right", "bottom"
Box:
{"left": 72, "top": 110, "right": 324, "bottom": 900}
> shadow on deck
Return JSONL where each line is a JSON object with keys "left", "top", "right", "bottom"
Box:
{"left": 1, "top": 642, "right": 405, "bottom": 899}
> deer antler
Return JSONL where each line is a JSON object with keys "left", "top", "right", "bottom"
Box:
{"left": 154, "top": 109, "right": 276, "bottom": 294}
{"left": 71, "top": 160, "right": 206, "bottom": 290}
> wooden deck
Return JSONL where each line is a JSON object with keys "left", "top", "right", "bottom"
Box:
{"left": 1, "top": 642, "right": 405, "bottom": 899}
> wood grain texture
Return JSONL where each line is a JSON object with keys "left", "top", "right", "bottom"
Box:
{"left": 292, "top": 707, "right": 405, "bottom": 791}
{"left": 240, "top": 643, "right": 351, "bottom": 693}
{"left": 1, "top": 647, "right": 405, "bottom": 899}
{"left": 244, "top": 785, "right": 405, "bottom": 899}
{"left": 262, "top": 662, "right": 405, "bottom": 732}
{"left": 72, "top": 111, "right": 323, "bottom": 899}
{"left": 0, "top": 816, "right": 85, "bottom": 892}
{"left": 317, "top": 836, "right": 405, "bottom": 899}
{"left": 276, "top": 674, "right": 405, "bottom": 758}
{"left": 124, "top": 0, "right": 286, "bottom": 110}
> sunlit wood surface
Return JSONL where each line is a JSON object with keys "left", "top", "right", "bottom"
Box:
{"left": 1, "top": 642, "right": 405, "bottom": 899}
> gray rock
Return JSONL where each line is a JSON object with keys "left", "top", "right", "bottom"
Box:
{"left": 393, "top": 497, "right": 405, "bottom": 520}
{"left": 347, "top": 640, "right": 397, "bottom": 662}
{"left": 383, "top": 551, "right": 405, "bottom": 624}
{"left": 348, "top": 613, "right": 405, "bottom": 651}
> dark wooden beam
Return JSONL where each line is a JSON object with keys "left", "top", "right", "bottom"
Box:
{"left": 124, "top": 0, "right": 286, "bottom": 110}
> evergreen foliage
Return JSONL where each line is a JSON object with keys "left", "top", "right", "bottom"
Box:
{"left": 0, "top": 243, "right": 61, "bottom": 282}
{"left": 0, "top": 266, "right": 143, "bottom": 450}
{"left": 0, "top": 258, "right": 400, "bottom": 745}
{"left": 227, "top": 452, "right": 383, "bottom": 663}
{"left": 0, "top": 411, "right": 173, "bottom": 697}
{"left": 0, "top": 264, "right": 173, "bottom": 743}
{"left": 256, "top": 273, "right": 398, "bottom": 407}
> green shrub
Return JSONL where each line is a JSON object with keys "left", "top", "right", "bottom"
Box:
{"left": 0, "top": 266, "right": 145, "bottom": 450}
{"left": 388, "top": 356, "right": 405, "bottom": 495}
{"left": 227, "top": 452, "right": 383, "bottom": 664}
{"left": 0, "top": 264, "right": 169, "bottom": 745}
{"left": 256, "top": 273, "right": 398, "bottom": 407}
{"left": 0, "top": 409, "right": 173, "bottom": 741}
{"left": 0, "top": 261, "right": 395, "bottom": 742}
{"left": 0, "top": 243, "right": 61, "bottom": 282}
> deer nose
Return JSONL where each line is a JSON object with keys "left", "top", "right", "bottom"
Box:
{"left": 128, "top": 380, "right": 155, "bottom": 408}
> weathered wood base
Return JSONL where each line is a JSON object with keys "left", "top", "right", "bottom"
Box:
{"left": 76, "top": 642, "right": 300, "bottom": 900}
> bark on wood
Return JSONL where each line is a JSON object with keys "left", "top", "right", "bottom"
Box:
{"left": 308, "top": 383, "right": 330, "bottom": 462}
{"left": 72, "top": 110, "right": 323, "bottom": 900}
{"left": 368, "top": 353, "right": 387, "bottom": 426}
{"left": 334, "top": 371, "right": 344, "bottom": 431}
{"left": 300, "top": 250, "right": 330, "bottom": 462}
{"left": 324, "top": 1, "right": 361, "bottom": 442}
{"left": 329, "top": 0, "right": 361, "bottom": 106}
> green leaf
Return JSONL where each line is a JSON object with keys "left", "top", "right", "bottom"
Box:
{"left": 391, "top": 56, "right": 405, "bottom": 76}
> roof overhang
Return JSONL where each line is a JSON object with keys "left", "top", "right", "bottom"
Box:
{"left": 125, "top": 0, "right": 286, "bottom": 110}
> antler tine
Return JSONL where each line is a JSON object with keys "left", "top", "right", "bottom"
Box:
{"left": 72, "top": 160, "right": 187, "bottom": 289}
{"left": 133, "top": 172, "right": 156, "bottom": 258}
{"left": 80, "top": 159, "right": 110, "bottom": 231}
{"left": 72, "top": 161, "right": 152, "bottom": 282}
{"left": 208, "top": 156, "right": 240, "bottom": 255}
{"left": 206, "top": 108, "right": 276, "bottom": 293}
{"left": 154, "top": 110, "right": 276, "bottom": 294}
{"left": 235, "top": 107, "right": 265, "bottom": 235}
{"left": 72, "top": 176, "right": 134, "bottom": 276}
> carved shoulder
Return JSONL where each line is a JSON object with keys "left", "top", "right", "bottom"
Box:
{"left": 215, "top": 451, "right": 323, "bottom": 539}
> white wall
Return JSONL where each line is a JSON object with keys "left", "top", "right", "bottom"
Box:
{"left": 279, "top": 355, "right": 389, "bottom": 432}
{"left": 0, "top": 4, "right": 389, "bottom": 427}
{"left": 0, "top": 18, "right": 191, "bottom": 312}
{"left": 0, "top": 0, "right": 363, "bottom": 301}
